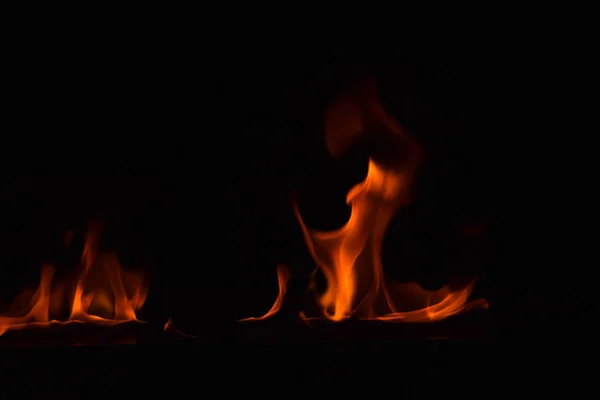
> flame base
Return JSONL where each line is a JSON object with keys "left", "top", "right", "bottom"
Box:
{"left": 0, "top": 319, "right": 160, "bottom": 348}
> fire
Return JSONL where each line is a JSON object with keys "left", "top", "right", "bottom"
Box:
{"left": 0, "top": 223, "right": 148, "bottom": 336}
{"left": 239, "top": 265, "right": 290, "bottom": 321}
{"left": 243, "top": 77, "right": 488, "bottom": 322}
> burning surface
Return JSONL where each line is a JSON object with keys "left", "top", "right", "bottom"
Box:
{"left": 0, "top": 223, "right": 148, "bottom": 337}
{"left": 242, "top": 77, "right": 488, "bottom": 322}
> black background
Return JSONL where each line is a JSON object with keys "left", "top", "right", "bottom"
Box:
{"left": 0, "top": 24, "right": 592, "bottom": 339}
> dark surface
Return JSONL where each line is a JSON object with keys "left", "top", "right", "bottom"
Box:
{"left": 0, "top": 338, "right": 589, "bottom": 397}
{"left": 0, "top": 341, "right": 488, "bottom": 396}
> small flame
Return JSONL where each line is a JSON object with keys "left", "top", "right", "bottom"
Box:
{"left": 0, "top": 224, "right": 148, "bottom": 337}
{"left": 243, "top": 77, "right": 488, "bottom": 322}
{"left": 0, "top": 265, "right": 55, "bottom": 335}
{"left": 239, "top": 265, "right": 290, "bottom": 321}
{"left": 163, "top": 318, "right": 200, "bottom": 338}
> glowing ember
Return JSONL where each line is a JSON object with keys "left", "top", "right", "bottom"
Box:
{"left": 0, "top": 223, "right": 148, "bottom": 336}
{"left": 242, "top": 77, "right": 488, "bottom": 322}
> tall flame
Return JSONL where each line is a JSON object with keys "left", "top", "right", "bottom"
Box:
{"left": 243, "top": 77, "right": 488, "bottom": 322}
{"left": 0, "top": 224, "right": 148, "bottom": 336}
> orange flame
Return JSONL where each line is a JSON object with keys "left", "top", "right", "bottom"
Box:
{"left": 243, "top": 77, "right": 488, "bottom": 322}
{"left": 0, "top": 224, "right": 148, "bottom": 336}
{"left": 239, "top": 265, "right": 290, "bottom": 321}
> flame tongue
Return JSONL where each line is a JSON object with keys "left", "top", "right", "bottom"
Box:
{"left": 296, "top": 77, "right": 488, "bottom": 322}
{"left": 295, "top": 159, "right": 412, "bottom": 320}
{"left": 239, "top": 265, "right": 290, "bottom": 321}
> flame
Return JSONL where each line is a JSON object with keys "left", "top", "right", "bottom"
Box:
{"left": 243, "top": 77, "right": 488, "bottom": 322}
{"left": 239, "top": 265, "right": 290, "bottom": 321}
{"left": 0, "top": 224, "right": 148, "bottom": 336}
{"left": 163, "top": 318, "right": 200, "bottom": 338}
